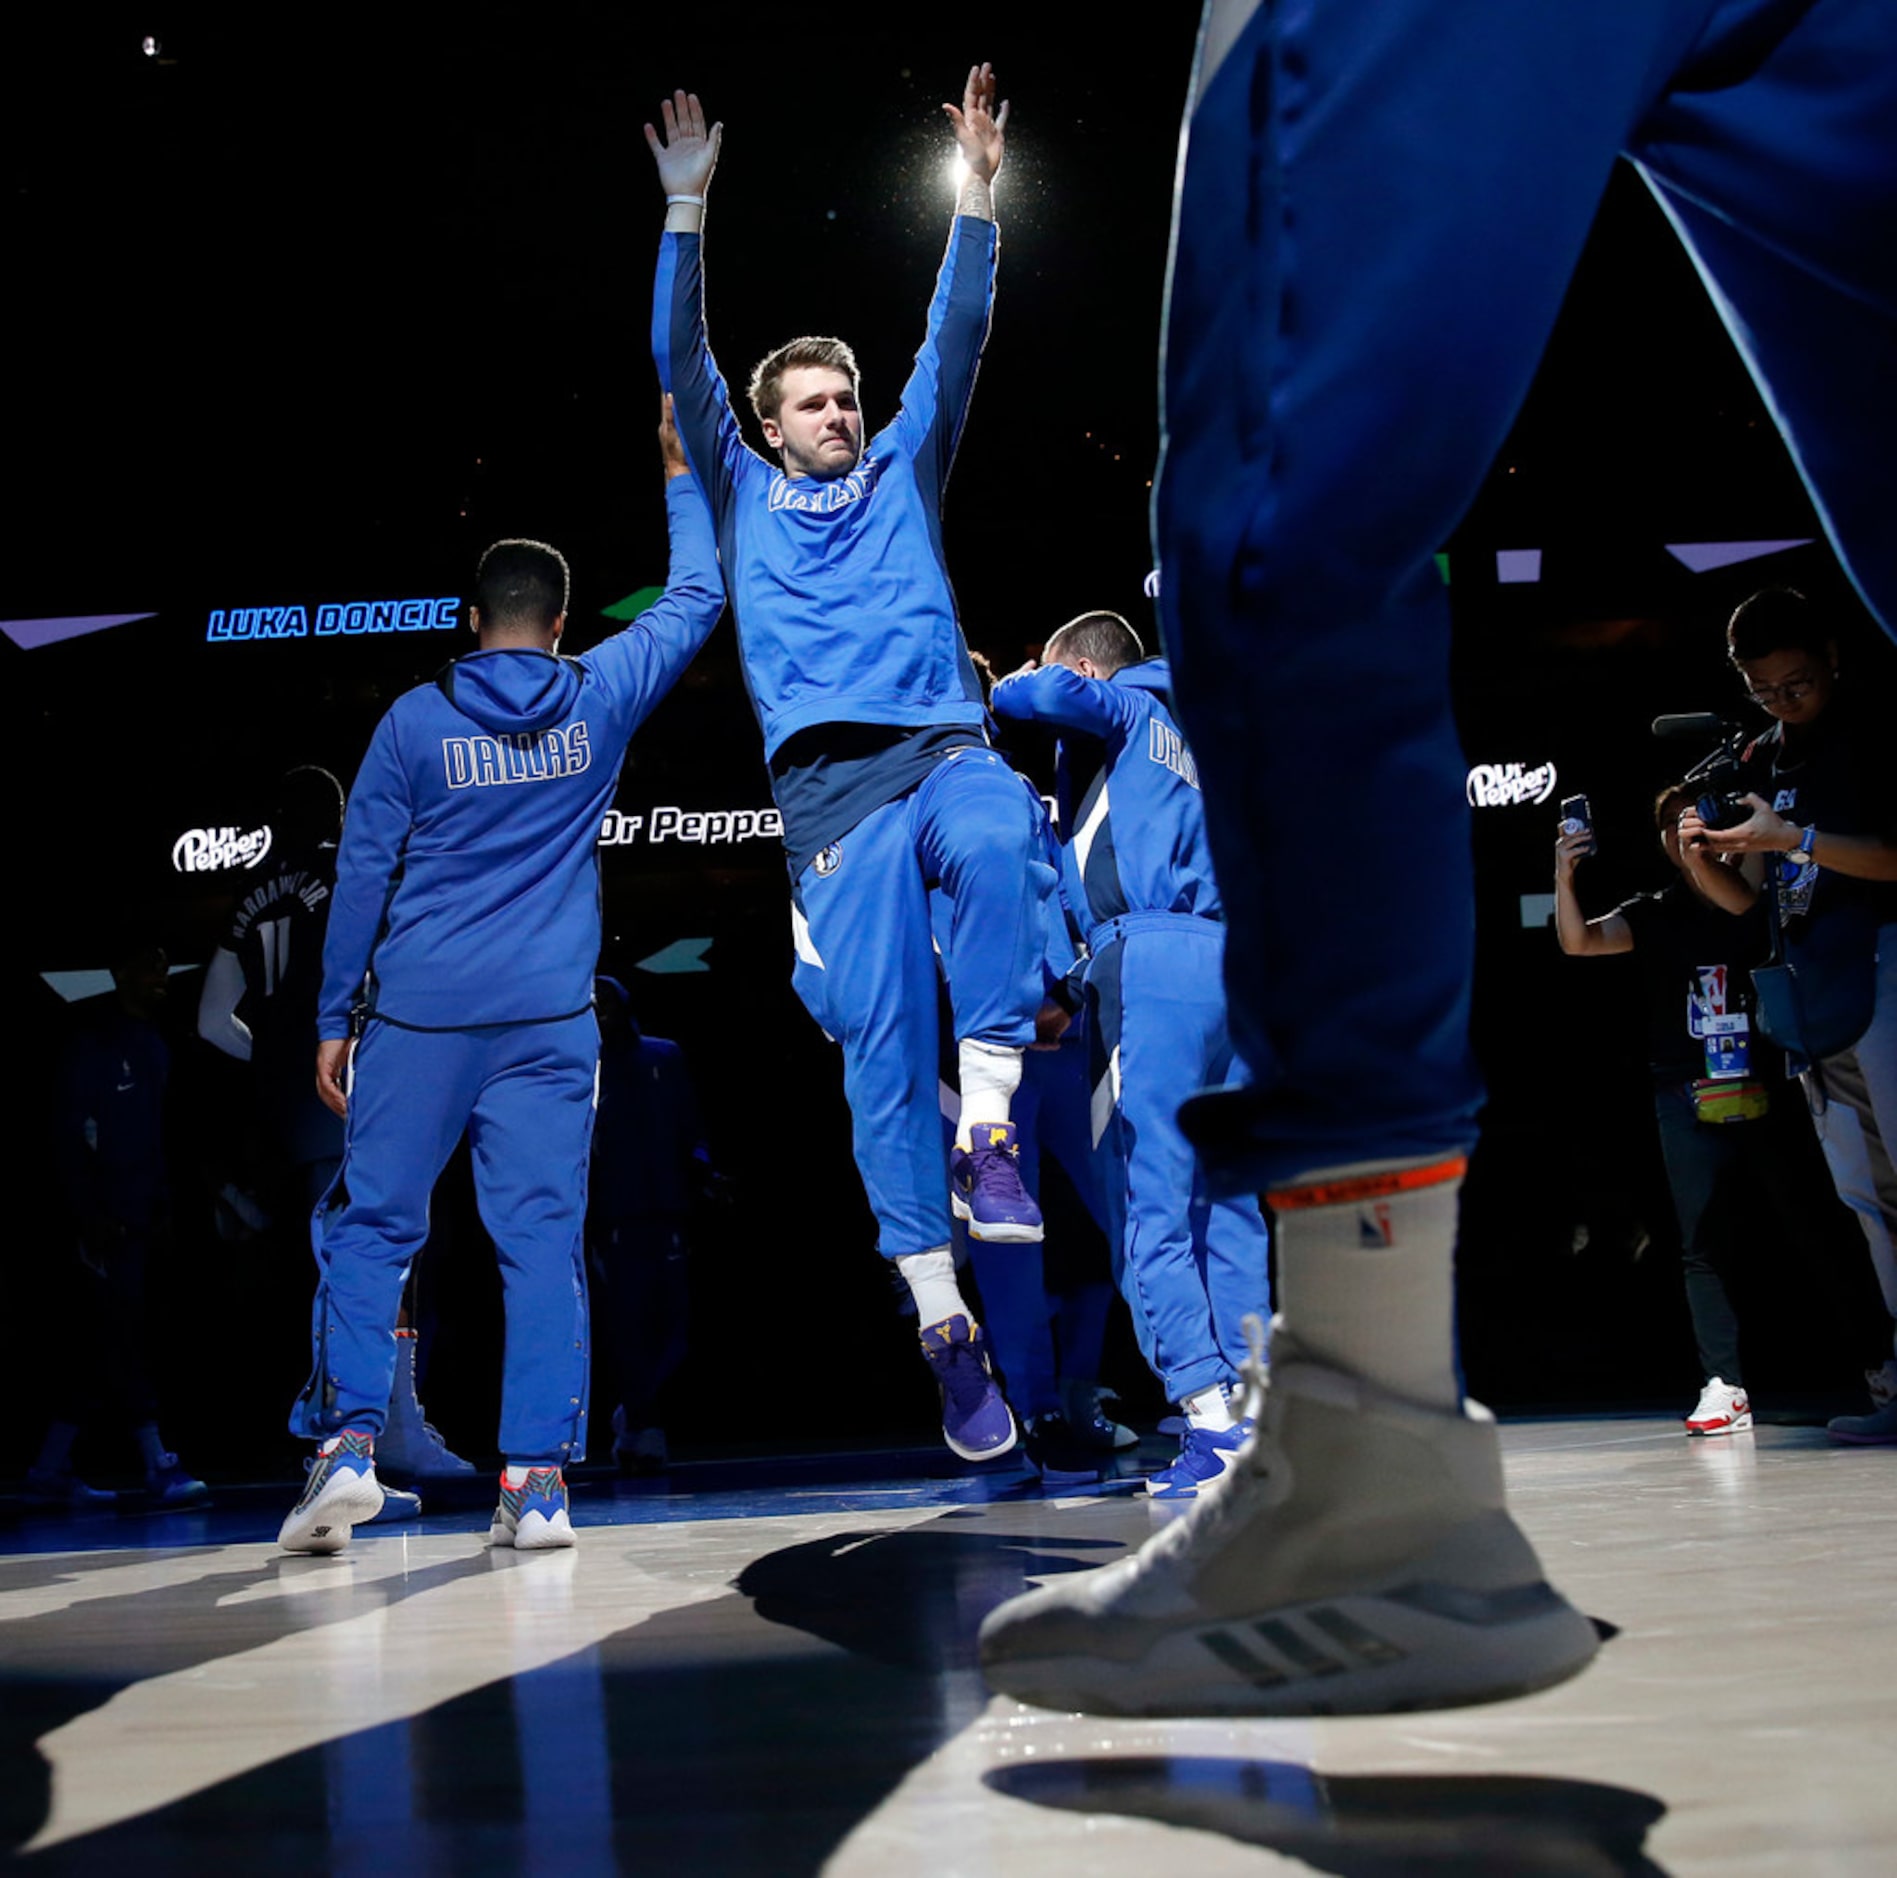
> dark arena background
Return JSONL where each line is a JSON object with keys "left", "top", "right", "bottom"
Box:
{"left": 4, "top": 5, "right": 1889, "bottom": 1478}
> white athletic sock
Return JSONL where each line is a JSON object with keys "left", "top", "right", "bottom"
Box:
{"left": 897, "top": 1246, "right": 971, "bottom": 1328}
{"left": 1182, "top": 1384, "right": 1235, "bottom": 1431}
{"left": 956, "top": 1039, "right": 1023, "bottom": 1150}
{"left": 1268, "top": 1155, "right": 1465, "bottom": 1410}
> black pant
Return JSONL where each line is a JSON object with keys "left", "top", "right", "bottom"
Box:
{"left": 1653, "top": 1082, "right": 1866, "bottom": 1385}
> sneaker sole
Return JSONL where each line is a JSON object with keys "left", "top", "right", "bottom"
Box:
{"left": 943, "top": 1417, "right": 1021, "bottom": 1464}
{"left": 985, "top": 1580, "right": 1601, "bottom": 1718}
{"left": 950, "top": 1195, "right": 1044, "bottom": 1243}
{"left": 1685, "top": 1415, "right": 1753, "bottom": 1436}
{"left": 279, "top": 1471, "right": 385, "bottom": 1554}
{"left": 491, "top": 1509, "right": 577, "bottom": 1550}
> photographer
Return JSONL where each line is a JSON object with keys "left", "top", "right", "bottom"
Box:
{"left": 1556, "top": 785, "right": 1851, "bottom": 1433}
{"left": 1691, "top": 586, "right": 1897, "bottom": 1444}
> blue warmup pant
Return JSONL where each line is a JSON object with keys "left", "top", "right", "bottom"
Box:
{"left": 1158, "top": 0, "right": 1897, "bottom": 1186}
{"left": 292, "top": 1011, "right": 597, "bottom": 1464}
{"left": 791, "top": 747, "right": 1054, "bottom": 1259}
{"left": 958, "top": 1028, "right": 1116, "bottom": 1418}
{"left": 1090, "top": 915, "right": 1271, "bottom": 1402}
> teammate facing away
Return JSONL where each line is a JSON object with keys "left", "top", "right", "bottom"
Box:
{"left": 992, "top": 612, "right": 1272, "bottom": 1499}
{"left": 647, "top": 72, "right": 1055, "bottom": 1461}
{"left": 277, "top": 399, "right": 724, "bottom": 1554}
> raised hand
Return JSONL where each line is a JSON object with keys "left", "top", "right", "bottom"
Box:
{"left": 943, "top": 63, "right": 1008, "bottom": 185}
{"left": 644, "top": 90, "right": 722, "bottom": 197}
{"left": 658, "top": 392, "right": 690, "bottom": 479}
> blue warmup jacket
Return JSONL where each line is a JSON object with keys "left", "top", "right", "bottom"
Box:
{"left": 318, "top": 478, "right": 723, "bottom": 1037}
{"left": 991, "top": 658, "right": 1222, "bottom": 940}
{"left": 654, "top": 219, "right": 997, "bottom": 866}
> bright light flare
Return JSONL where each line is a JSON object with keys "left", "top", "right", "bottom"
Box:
{"left": 947, "top": 151, "right": 970, "bottom": 194}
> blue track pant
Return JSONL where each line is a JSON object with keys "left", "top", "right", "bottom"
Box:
{"left": 1090, "top": 915, "right": 1271, "bottom": 1401}
{"left": 1158, "top": 0, "right": 1897, "bottom": 1185}
{"left": 292, "top": 1011, "right": 596, "bottom": 1464}
{"left": 959, "top": 1026, "right": 1117, "bottom": 1418}
{"left": 791, "top": 748, "right": 1055, "bottom": 1258}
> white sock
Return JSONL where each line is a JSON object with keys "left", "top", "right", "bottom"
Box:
{"left": 503, "top": 1463, "right": 558, "bottom": 1488}
{"left": 1268, "top": 1156, "right": 1464, "bottom": 1410}
{"left": 956, "top": 1039, "right": 1023, "bottom": 1150}
{"left": 1182, "top": 1385, "right": 1234, "bottom": 1431}
{"left": 897, "top": 1246, "right": 970, "bottom": 1328}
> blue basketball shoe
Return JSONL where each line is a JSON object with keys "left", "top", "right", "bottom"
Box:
{"left": 920, "top": 1314, "right": 1019, "bottom": 1461}
{"left": 279, "top": 1428, "right": 384, "bottom": 1554}
{"left": 1147, "top": 1421, "right": 1250, "bottom": 1499}
{"left": 951, "top": 1122, "right": 1044, "bottom": 1243}
{"left": 366, "top": 1486, "right": 423, "bottom": 1524}
{"left": 489, "top": 1467, "right": 576, "bottom": 1550}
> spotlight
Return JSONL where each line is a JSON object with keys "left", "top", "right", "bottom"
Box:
{"left": 142, "top": 35, "right": 162, "bottom": 58}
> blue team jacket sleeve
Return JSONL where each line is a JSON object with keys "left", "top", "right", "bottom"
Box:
{"left": 886, "top": 215, "right": 998, "bottom": 501}
{"left": 991, "top": 664, "right": 1139, "bottom": 741}
{"left": 654, "top": 232, "right": 752, "bottom": 525}
{"left": 319, "top": 716, "right": 413, "bottom": 1039}
{"left": 580, "top": 474, "right": 726, "bottom": 730}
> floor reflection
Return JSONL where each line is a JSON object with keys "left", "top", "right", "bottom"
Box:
{"left": 986, "top": 1756, "right": 1670, "bottom": 1878}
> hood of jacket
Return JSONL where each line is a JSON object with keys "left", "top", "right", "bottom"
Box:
{"left": 1113, "top": 655, "right": 1174, "bottom": 702}
{"left": 434, "top": 649, "right": 582, "bottom": 735}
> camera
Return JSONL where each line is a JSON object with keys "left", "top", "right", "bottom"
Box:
{"left": 1694, "top": 790, "right": 1753, "bottom": 832}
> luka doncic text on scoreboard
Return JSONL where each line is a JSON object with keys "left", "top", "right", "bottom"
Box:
{"left": 205, "top": 596, "right": 460, "bottom": 640}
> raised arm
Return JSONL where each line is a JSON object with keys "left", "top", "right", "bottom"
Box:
{"left": 992, "top": 661, "right": 1138, "bottom": 743}
{"left": 1553, "top": 827, "right": 1632, "bottom": 956}
{"left": 646, "top": 90, "right": 746, "bottom": 517}
{"left": 885, "top": 66, "right": 1008, "bottom": 496}
{"left": 582, "top": 394, "right": 726, "bottom": 721}
{"left": 943, "top": 61, "right": 1008, "bottom": 223}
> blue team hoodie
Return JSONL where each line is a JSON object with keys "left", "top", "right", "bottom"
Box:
{"left": 318, "top": 478, "right": 723, "bottom": 1036}
{"left": 653, "top": 219, "right": 995, "bottom": 759}
{"left": 990, "top": 657, "right": 1222, "bottom": 939}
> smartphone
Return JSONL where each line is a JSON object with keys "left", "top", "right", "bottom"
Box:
{"left": 1558, "top": 794, "right": 1593, "bottom": 845}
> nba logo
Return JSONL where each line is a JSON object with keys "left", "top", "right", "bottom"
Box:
{"left": 1360, "top": 1203, "right": 1395, "bottom": 1248}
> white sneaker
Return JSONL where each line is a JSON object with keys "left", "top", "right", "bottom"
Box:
{"left": 1684, "top": 1377, "right": 1752, "bottom": 1437}
{"left": 489, "top": 1467, "right": 577, "bottom": 1550}
{"left": 979, "top": 1325, "right": 1600, "bottom": 1717}
{"left": 279, "top": 1430, "right": 385, "bottom": 1554}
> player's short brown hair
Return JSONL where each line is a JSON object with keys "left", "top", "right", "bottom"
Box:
{"left": 1045, "top": 611, "right": 1145, "bottom": 677}
{"left": 747, "top": 336, "right": 860, "bottom": 425}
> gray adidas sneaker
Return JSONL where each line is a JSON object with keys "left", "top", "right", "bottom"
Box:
{"left": 979, "top": 1324, "right": 1599, "bottom": 1717}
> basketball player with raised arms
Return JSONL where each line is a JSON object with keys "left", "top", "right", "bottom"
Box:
{"left": 647, "top": 69, "right": 1055, "bottom": 1462}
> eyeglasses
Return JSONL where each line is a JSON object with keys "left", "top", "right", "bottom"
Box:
{"left": 1742, "top": 672, "right": 1819, "bottom": 705}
